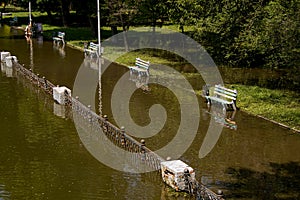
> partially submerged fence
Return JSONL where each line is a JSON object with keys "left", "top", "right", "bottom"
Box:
{"left": 1, "top": 53, "right": 224, "bottom": 200}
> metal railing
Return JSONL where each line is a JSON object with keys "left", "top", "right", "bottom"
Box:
{"left": 9, "top": 60, "right": 224, "bottom": 200}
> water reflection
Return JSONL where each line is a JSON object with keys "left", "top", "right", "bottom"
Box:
{"left": 53, "top": 42, "right": 66, "bottom": 58}
{"left": 26, "top": 37, "right": 34, "bottom": 70}
{"left": 205, "top": 105, "right": 237, "bottom": 130}
{"left": 129, "top": 72, "right": 150, "bottom": 92}
{"left": 53, "top": 102, "right": 66, "bottom": 118}
{"left": 0, "top": 184, "right": 10, "bottom": 200}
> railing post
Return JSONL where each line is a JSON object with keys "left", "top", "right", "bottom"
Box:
{"left": 120, "top": 126, "right": 126, "bottom": 146}
{"left": 36, "top": 74, "right": 39, "bottom": 86}
{"left": 75, "top": 96, "right": 79, "bottom": 111}
{"left": 217, "top": 190, "right": 224, "bottom": 199}
{"left": 140, "top": 139, "right": 146, "bottom": 160}
{"left": 29, "top": 68, "right": 33, "bottom": 81}
{"left": 87, "top": 105, "right": 92, "bottom": 122}
{"left": 43, "top": 76, "right": 47, "bottom": 89}
{"left": 103, "top": 115, "right": 108, "bottom": 133}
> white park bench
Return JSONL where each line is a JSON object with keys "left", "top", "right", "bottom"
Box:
{"left": 84, "top": 42, "right": 100, "bottom": 58}
{"left": 205, "top": 84, "right": 237, "bottom": 111}
{"left": 129, "top": 58, "right": 150, "bottom": 76}
{"left": 53, "top": 31, "right": 65, "bottom": 46}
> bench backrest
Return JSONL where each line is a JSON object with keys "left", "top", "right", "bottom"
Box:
{"left": 213, "top": 84, "right": 237, "bottom": 101}
{"left": 135, "top": 58, "right": 150, "bottom": 70}
{"left": 57, "top": 32, "right": 65, "bottom": 39}
{"left": 89, "top": 42, "right": 99, "bottom": 51}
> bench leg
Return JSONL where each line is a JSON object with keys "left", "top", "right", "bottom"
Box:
{"left": 222, "top": 105, "right": 227, "bottom": 115}
{"left": 61, "top": 41, "right": 65, "bottom": 48}
{"left": 207, "top": 98, "right": 211, "bottom": 109}
{"left": 232, "top": 102, "right": 237, "bottom": 111}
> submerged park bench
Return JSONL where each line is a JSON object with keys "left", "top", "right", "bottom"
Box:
{"left": 84, "top": 42, "right": 100, "bottom": 58}
{"left": 53, "top": 31, "right": 65, "bottom": 46}
{"left": 204, "top": 84, "right": 237, "bottom": 111}
{"left": 129, "top": 58, "right": 150, "bottom": 76}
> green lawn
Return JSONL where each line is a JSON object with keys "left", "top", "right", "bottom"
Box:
{"left": 230, "top": 84, "right": 300, "bottom": 131}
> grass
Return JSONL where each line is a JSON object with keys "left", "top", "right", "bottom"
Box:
{"left": 229, "top": 84, "right": 300, "bottom": 131}
{"left": 115, "top": 50, "right": 184, "bottom": 66}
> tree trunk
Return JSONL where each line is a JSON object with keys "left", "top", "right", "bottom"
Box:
{"left": 60, "top": 0, "right": 70, "bottom": 27}
{"left": 46, "top": 10, "right": 54, "bottom": 24}
{"left": 180, "top": 24, "right": 184, "bottom": 33}
{"left": 119, "top": 13, "right": 129, "bottom": 52}
{"left": 111, "top": 25, "right": 118, "bottom": 35}
{"left": 88, "top": 16, "right": 96, "bottom": 38}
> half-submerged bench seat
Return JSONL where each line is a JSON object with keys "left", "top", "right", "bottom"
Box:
{"left": 129, "top": 58, "right": 150, "bottom": 76}
{"left": 205, "top": 84, "right": 237, "bottom": 111}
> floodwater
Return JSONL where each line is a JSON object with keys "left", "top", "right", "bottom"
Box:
{"left": 1, "top": 24, "right": 300, "bottom": 200}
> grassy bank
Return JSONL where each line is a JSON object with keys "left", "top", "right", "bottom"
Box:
{"left": 229, "top": 85, "right": 300, "bottom": 131}
{"left": 3, "top": 12, "right": 299, "bottom": 131}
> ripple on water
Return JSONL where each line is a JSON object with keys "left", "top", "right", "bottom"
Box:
{"left": 0, "top": 184, "right": 11, "bottom": 200}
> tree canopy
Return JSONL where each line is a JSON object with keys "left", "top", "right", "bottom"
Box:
{"left": 4, "top": 0, "right": 300, "bottom": 73}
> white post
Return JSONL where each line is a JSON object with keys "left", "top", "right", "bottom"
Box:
{"left": 29, "top": 1, "right": 32, "bottom": 23}
{"left": 97, "top": 0, "right": 102, "bottom": 115}
{"left": 97, "top": 0, "right": 101, "bottom": 57}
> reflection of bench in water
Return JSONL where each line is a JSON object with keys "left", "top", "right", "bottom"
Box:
{"left": 129, "top": 72, "right": 150, "bottom": 91}
{"left": 205, "top": 100, "right": 237, "bottom": 130}
{"left": 129, "top": 58, "right": 150, "bottom": 77}
{"left": 212, "top": 111, "right": 237, "bottom": 130}
{"left": 53, "top": 44, "right": 66, "bottom": 57}
{"left": 204, "top": 84, "right": 237, "bottom": 111}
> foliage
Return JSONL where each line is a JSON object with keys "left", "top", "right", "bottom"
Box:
{"left": 137, "top": 0, "right": 168, "bottom": 28}
{"left": 167, "top": 0, "right": 202, "bottom": 32}
{"left": 104, "top": 0, "right": 138, "bottom": 31}
{"left": 3, "top": 0, "right": 300, "bottom": 90}
{"left": 192, "top": 0, "right": 300, "bottom": 71}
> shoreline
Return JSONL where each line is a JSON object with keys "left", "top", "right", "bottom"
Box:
{"left": 66, "top": 42, "right": 300, "bottom": 133}
{"left": 255, "top": 114, "right": 299, "bottom": 133}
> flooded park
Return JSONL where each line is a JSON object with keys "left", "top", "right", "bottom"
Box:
{"left": 1, "top": 24, "right": 300, "bottom": 199}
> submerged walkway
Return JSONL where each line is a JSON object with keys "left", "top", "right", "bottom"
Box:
{"left": 1, "top": 55, "right": 224, "bottom": 200}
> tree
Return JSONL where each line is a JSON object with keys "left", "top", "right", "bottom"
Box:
{"left": 137, "top": 0, "right": 168, "bottom": 31}
{"left": 104, "top": 0, "right": 138, "bottom": 32}
{"left": 36, "top": 0, "right": 57, "bottom": 24}
{"left": 59, "top": 0, "right": 71, "bottom": 27}
{"left": 167, "top": 0, "right": 202, "bottom": 33}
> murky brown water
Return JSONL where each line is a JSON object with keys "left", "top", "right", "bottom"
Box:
{"left": 1, "top": 24, "right": 299, "bottom": 200}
